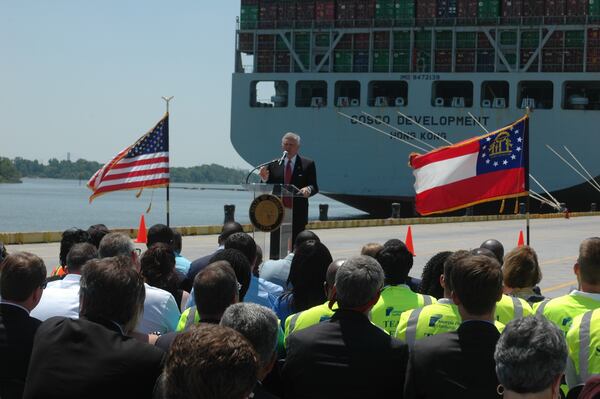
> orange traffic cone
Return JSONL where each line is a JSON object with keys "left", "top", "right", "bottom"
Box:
{"left": 135, "top": 214, "right": 147, "bottom": 244}
{"left": 405, "top": 225, "right": 415, "bottom": 256}
{"left": 517, "top": 230, "right": 524, "bottom": 247}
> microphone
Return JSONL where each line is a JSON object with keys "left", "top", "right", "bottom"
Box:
{"left": 278, "top": 151, "right": 288, "bottom": 166}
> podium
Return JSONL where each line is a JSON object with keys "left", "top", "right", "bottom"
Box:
{"left": 242, "top": 183, "right": 302, "bottom": 260}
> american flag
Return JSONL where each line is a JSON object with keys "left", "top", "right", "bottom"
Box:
{"left": 87, "top": 114, "right": 169, "bottom": 202}
{"left": 409, "top": 115, "right": 529, "bottom": 215}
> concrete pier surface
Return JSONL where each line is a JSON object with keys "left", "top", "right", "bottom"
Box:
{"left": 6, "top": 215, "right": 598, "bottom": 299}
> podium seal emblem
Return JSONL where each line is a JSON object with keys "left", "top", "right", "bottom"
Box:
{"left": 249, "top": 194, "right": 285, "bottom": 232}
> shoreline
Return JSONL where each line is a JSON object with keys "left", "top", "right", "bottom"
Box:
{"left": 2, "top": 210, "right": 599, "bottom": 245}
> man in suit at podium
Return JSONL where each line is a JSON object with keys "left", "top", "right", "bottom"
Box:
{"left": 260, "top": 132, "right": 318, "bottom": 260}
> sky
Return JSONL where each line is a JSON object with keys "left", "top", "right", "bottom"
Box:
{"left": 0, "top": 1, "right": 252, "bottom": 169}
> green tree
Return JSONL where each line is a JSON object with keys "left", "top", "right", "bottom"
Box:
{"left": 0, "top": 157, "right": 22, "bottom": 183}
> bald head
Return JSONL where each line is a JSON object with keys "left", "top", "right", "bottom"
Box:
{"left": 325, "top": 259, "right": 345, "bottom": 299}
{"left": 480, "top": 239, "right": 504, "bottom": 264}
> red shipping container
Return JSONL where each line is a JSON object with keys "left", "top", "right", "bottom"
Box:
{"left": 355, "top": 0, "right": 375, "bottom": 27}
{"left": 354, "top": 33, "right": 370, "bottom": 49}
{"left": 544, "top": 0, "right": 565, "bottom": 16}
{"left": 520, "top": 49, "right": 539, "bottom": 71}
{"left": 296, "top": 1, "right": 315, "bottom": 27}
{"left": 316, "top": 0, "right": 335, "bottom": 27}
{"left": 435, "top": 50, "right": 452, "bottom": 71}
{"left": 259, "top": 3, "right": 278, "bottom": 29}
{"left": 241, "top": 0, "right": 259, "bottom": 5}
{"left": 336, "top": 0, "right": 356, "bottom": 27}
{"left": 544, "top": 30, "right": 564, "bottom": 48}
{"left": 502, "top": 0, "right": 522, "bottom": 17}
{"left": 374, "top": 31, "right": 390, "bottom": 49}
{"left": 566, "top": 0, "right": 587, "bottom": 16}
{"left": 588, "top": 28, "right": 600, "bottom": 48}
{"left": 258, "top": 34, "right": 275, "bottom": 51}
{"left": 417, "top": 0, "right": 437, "bottom": 25}
{"left": 256, "top": 52, "right": 274, "bottom": 73}
{"left": 565, "top": 48, "right": 583, "bottom": 71}
{"left": 542, "top": 50, "right": 563, "bottom": 71}
{"left": 456, "top": 49, "right": 476, "bottom": 63}
{"left": 587, "top": 47, "right": 600, "bottom": 71}
{"left": 239, "top": 33, "right": 254, "bottom": 53}
{"left": 336, "top": 33, "right": 353, "bottom": 49}
{"left": 275, "top": 52, "right": 291, "bottom": 72}
{"left": 478, "top": 32, "right": 494, "bottom": 48}
{"left": 277, "top": 2, "right": 297, "bottom": 28}
{"left": 522, "top": 0, "right": 544, "bottom": 16}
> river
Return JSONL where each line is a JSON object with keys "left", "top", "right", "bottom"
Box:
{"left": 0, "top": 178, "right": 366, "bottom": 233}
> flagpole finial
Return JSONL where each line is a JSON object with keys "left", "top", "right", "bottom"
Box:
{"left": 161, "top": 96, "right": 174, "bottom": 114}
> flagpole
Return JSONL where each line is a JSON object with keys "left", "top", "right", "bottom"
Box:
{"left": 162, "top": 96, "right": 174, "bottom": 227}
{"left": 525, "top": 108, "right": 531, "bottom": 246}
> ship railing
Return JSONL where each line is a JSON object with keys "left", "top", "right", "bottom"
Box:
{"left": 237, "top": 15, "right": 598, "bottom": 32}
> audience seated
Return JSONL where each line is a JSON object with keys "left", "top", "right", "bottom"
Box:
{"left": 140, "top": 243, "right": 189, "bottom": 312}
{"left": 282, "top": 255, "right": 408, "bottom": 399}
{"left": 163, "top": 261, "right": 238, "bottom": 347}
{"left": 171, "top": 230, "right": 192, "bottom": 275}
{"left": 360, "top": 242, "right": 383, "bottom": 258}
{"left": 404, "top": 255, "right": 504, "bottom": 398}
{"left": 0, "top": 241, "right": 7, "bottom": 262}
{"left": 156, "top": 324, "right": 258, "bottom": 399}
{"left": 0, "top": 252, "right": 46, "bottom": 399}
{"left": 260, "top": 230, "right": 319, "bottom": 289}
{"left": 418, "top": 250, "right": 452, "bottom": 299}
{"left": 565, "top": 307, "right": 600, "bottom": 388}
{"left": 31, "top": 242, "right": 97, "bottom": 320}
{"left": 371, "top": 239, "right": 436, "bottom": 335}
{"left": 185, "top": 221, "right": 244, "bottom": 289}
{"left": 99, "top": 232, "right": 180, "bottom": 334}
{"left": 284, "top": 259, "right": 344, "bottom": 340}
{"left": 273, "top": 240, "right": 332, "bottom": 324}
{"left": 536, "top": 237, "right": 600, "bottom": 334}
{"left": 87, "top": 224, "right": 110, "bottom": 249}
{"left": 480, "top": 238, "right": 505, "bottom": 264}
{"left": 24, "top": 256, "right": 165, "bottom": 399}
{"left": 503, "top": 245, "right": 545, "bottom": 303}
{"left": 495, "top": 316, "right": 567, "bottom": 399}
{"left": 221, "top": 303, "right": 280, "bottom": 399}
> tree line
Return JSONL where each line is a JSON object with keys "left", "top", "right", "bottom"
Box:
{"left": 0, "top": 157, "right": 255, "bottom": 185}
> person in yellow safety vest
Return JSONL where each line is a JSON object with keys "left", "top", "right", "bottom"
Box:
{"left": 566, "top": 308, "right": 600, "bottom": 389}
{"left": 396, "top": 250, "right": 504, "bottom": 346}
{"left": 472, "top": 246, "right": 534, "bottom": 324}
{"left": 535, "top": 238, "right": 600, "bottom": 335}
{"left": 284, "top": 259, "right": 345, "bottom": 341}
{"left": 370, "top": 239, "right": 436, "bottom": 335}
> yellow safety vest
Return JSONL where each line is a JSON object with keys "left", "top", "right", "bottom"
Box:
{"left": 495, "top": 294, "right": 533, "bottom": 325}
{"left": 567, "top": 308, "right": 600, "bottom": 387}
{"left": 396, "top": 299, "right": 504, "bottom": 346}
{"left": 536, "top": 292, "right": 600, "bottom": 335}
{"left": 284, "top": 301, "right": 338, "bottom": 341}
{"left": 176, "top": 306, "right": 201, "bottom": 332}
{"left": 370, "top": 285, "right": 436, "bottom": 335}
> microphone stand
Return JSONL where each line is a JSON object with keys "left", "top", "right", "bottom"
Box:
{"left": 245, "top": 159, "right": 278, "bottom": 184}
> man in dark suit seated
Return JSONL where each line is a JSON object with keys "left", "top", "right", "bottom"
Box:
{"left": 23, "top": 256, "right": 165, "bottom": 399}
{"left": 404, "top": 254, "right": 504, "bottom": 399}
{"left": 282, "top": 255, "right": 408, "bottom": 399}
{"left": 259, "top": 132, "right": 318, "bottom": 259}
{"left": 0, "top": 252, "right": 47, "bottom": 399}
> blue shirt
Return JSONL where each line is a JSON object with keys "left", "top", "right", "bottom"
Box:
{"left": 259, "top": 253, "right": 294, "bottom": 289}
{"left": 175, "top": 253, "right": 192, "bottom": 274}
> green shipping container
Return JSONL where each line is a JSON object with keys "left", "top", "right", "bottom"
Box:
{"left": 478, "top": 0, "right": 500, "bottom": 18}
{"left": 373, "top": 50, "right": 390, "bottom": 72}
{"left": 393, "top": 50, "right": 410, "bottom": 72}
{"left": 591, "top": 0, "right": 600, "bottom": 16}
{"left": 457, "top": 32, "right": 476, "bottom": 48}
{"left": 500, "top": 31, "right": 517, "bottom": 46}
{"left": 276, "top": 33, "right": 291, "bottom": 51}
{"left": 294, "top": 33, "right": 310, "bottom": 50}
{"left": 315, "top": 33, "right": 330, "bottom": 47}
{"left": 294, "top": 52, "right": 310, "bottom": 72}
{"left": 394, "top": 31, "right": 411, "bottom": 49}
{"left": 414, "top": 51, "right": 432, "bottom": 72}
{"left": 415, "top": 31, "right": 432, "bottom": 49}
{"left": 436, "top": 31, "right": 453, "bottom": 50}
{"left": 334, "top": 51, "right": 353, "bottom": 72}
{"left": 395, "top": 0, "right": 415, "bottom": 22}
{"left": 505, "top": 53, "right": 517, "bottom": 66}
{"left": 375, "top": 0, "right": 395, "bottom": 19}
{"left": 240, "top": 5, "right": 259, "bottom": 29}
{"left": 521, "top": 31, "right": 540, "bottom": 48}
{"left": 565, "top": 31, "right": 584, "bottom": 47}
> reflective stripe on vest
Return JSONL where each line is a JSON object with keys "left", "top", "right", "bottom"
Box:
{"left": 579, "top": 310, "right": 594, "bottom": 382}
{"left": 536, "top": 299, "right": 550, "bottom": 316}
{"left": 423, "top": 296, "right": 433, "bottom": 306}
{"left": 405, "top": 307, "right": 425, "bottom": 348}
{"left": 512, "top": 296, "right": 523, "bottom": 319}
{"left": 185, "top": 307, "right": 196, "bottom": 330}
{"left": 288, "top": 311, "right": 302, "bottom": 334}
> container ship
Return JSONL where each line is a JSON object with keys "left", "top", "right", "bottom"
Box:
{"left": 230, "top": 0, "right": 600, "bottom": 217}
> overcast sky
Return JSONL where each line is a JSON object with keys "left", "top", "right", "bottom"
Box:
{"left": 1, "top": 1, "right": 251, "bottom": 168}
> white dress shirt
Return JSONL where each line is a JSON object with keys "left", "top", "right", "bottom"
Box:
{"left": 136, "top": 283, "right": 181, "bottom": 334}
{"left": 31, "top": 274, "right": 81, "bottom": 321}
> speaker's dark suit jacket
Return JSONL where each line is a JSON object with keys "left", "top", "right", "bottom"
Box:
{"left": 282, "top": 309, "right": 408, "bottom": 399}
{"left": 23, "top": 316, "right": 165, "bottom": 399}
{"left": 404, "top": 320, "right": 501, "bottom": 399}
{"left": 266, "top": 155, "right": 318, "bottom": 258}
{"left": 0, "top": 303, "right": 42, "bottom": 399}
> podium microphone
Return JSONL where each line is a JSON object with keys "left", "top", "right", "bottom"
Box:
{"left": 278, "top": 151, "right": 288, "bottom": 166}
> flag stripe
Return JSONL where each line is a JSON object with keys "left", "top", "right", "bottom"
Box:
{"left": 105, "top": 162, "right": 169, "bottom": 176}
{"left": 91, "top": 178, "right": 170, "bottom": 196}
{"left": 113, "top": 153, "right": 169, "bottom": 167}
{"left": 102, "top": 168, "right": 170, "bottom": 182}
{"left": 415, "top": 168, "right": 526, "bottom": 215}
{"left": 95, "top": 172, "right": 170, "bottom": 188}
{"left": 410, "top": 140, "right": 480, "bottom": 169}
{"left": 413, "top": 152, "right": 478, "bottom": 194}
